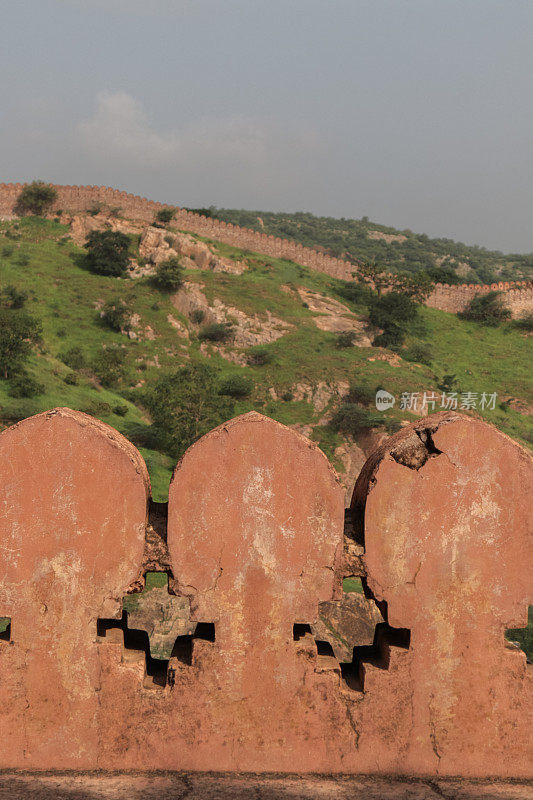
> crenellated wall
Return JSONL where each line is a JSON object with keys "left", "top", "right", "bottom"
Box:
{"left": 1, "top": 183, "right": 532, "bottom": 315}
{"left": 0, "top": 408, "right": 531, "bottom": 776}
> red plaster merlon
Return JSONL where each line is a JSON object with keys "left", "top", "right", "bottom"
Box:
{"left": 0, "top": 407, "right": 149, "bottom": 768}
{"left": 352, "top": 412, "right": 532, "bottom": 777}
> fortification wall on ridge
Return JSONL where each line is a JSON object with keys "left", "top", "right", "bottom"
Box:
{"left": 1, "top": 183, "right": 532, "bottom": 316}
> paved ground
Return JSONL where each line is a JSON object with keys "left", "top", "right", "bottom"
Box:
{"left": 0, "top": 773, "right": 530, "bottom": 800}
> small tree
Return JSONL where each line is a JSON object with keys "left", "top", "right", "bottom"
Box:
{"left": 460, "top": 291, "right": 511, "bottom": 326}
{"left": 84, "top": 230, "right": 131, "bottom": 277}
{"left": 1, "top": 285, "right": 27, "bottom": 309}
{"left": 368, "top": 292, "right": 419, "bottom": 348}
{"left": 330, "top": 404, "right": 385, "bottom": 436}
{"left": 15, "top": 181, "right": 57, "bottom": 216}
{"left": 9, "top": 372, "right": 44, "bottom": 398}
{"left": 247, "top": 346, "right": 272, "bottom": 366}
{"left": 335, "top": 330, "right": 358, "bottom": 348}
{"left": 152, "top": 256, "right": 184, "bottom": 291}
{"left": 91, "top": 346, "right": 126, "bottom": 387}
{"left": 59, "top": 346, "right": 85, "bottom": 371}
{"left": 218, "top": 374, "right": 253, "bottom": 399}
{"left": 144, "top": 362, "right": 234, "bottom": 458}
{"left": 0, "top": 309, "right": 42, "bottom": 378}
{"left": 100, "top": 297, "right": 132, "bottom": 332}
{"left": 198, "top": 322, "right": 234, "bottom": 343}
{"left": 155, "top": 207, "right": 177, "bottom": 224}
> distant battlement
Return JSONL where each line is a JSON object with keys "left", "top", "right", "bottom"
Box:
{"left": 1, "top": 183, "right": 532, "bottom": 316}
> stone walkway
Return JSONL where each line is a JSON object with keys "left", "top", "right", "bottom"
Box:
{"left": 0, "top": 773, "right": 530, "bottom": 799}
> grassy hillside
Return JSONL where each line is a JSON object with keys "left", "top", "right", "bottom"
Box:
{"left": 0, "top": 215, "right": 531, "bottom": 504}
{"left": 209, "top": 207, "right": 533, "bottom": 284}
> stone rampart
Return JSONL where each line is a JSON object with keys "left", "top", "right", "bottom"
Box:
{"left": 0, "top": 183, "right": 532, "bottom": 315}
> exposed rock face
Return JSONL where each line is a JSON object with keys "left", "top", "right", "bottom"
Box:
{"left": 139, "top": 227, "right": 247, "bottom": 274}
{"left": 64, "top": 212, "right": 143, "bottom": 246}
{"left": 172, "top": 282, "right": 292, "bottom": 351}
{"left": 297, "top": 287, "right": 372, "bottom": 343}
{"left": 312, "top": 593, "right": 384, "bottom": 663}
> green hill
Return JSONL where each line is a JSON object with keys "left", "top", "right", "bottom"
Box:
{"left": 209, "top": 207, "right": 533, "bottom": 284}
{"left": 0, "top": 214, "right": 531, "bottom": 504}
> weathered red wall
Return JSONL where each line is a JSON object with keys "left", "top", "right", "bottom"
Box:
{"left": 1, "top": 182, "right": 531, "bottom": 315}
{"left": 0, "top": 408, "right": 530, "bottom": 776}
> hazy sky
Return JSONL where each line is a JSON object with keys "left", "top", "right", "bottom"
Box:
{"left": 1, "top": 0, "right": 532, "bottom": 252}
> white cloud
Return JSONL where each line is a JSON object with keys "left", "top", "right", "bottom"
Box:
{"left": 76, "top": 91, "right": 269, "bottom": 169}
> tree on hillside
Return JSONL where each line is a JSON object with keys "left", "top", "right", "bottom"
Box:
{"left": 152, "top": 256, "right": 184, "bottom": 291}
{"left": 144, "top": 362, "right": 234, "bottom": 459}
{"left": 0, "top": 308, "right": 42, "bottom": 378}
{"left": 356, "top": 262, "right": 434, "bottom": 302}
{"left": 84, "top": 230, "right": 131, "bottom": 277}
{"left": 155, "top": 207, "right": 177, "bottom": 224}
{"left": 459, "top": 291, "right": 511, "bottom": 326}
{"left": 368, "top": 292, "right": 419, "bottom": 348}
{"left": 15, "top": 181, "right": 57, "bottom": 216}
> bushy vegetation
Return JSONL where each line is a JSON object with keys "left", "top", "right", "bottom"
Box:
{"left": 100, "top": 297, "right": 132, "bottom": 332}
{"left": 198, "top": 322, "right": 234, "bottom": 342}
{"left": 84, "top": 230, "right": 131, "bottom": 277}
{"left": 0, "top": 308, "right": 41, "bottom": 378}
{"left": 155, "top": 207, "right": 177, "bottom": 224}
{"left": 460, "top": 291, "right": 512, "bottom": 326}
{"left": 335, "top": 330, "right": 359, "bottom": 348}
{"left": 218, "top": 374, "right": 253, "bottom": 398}
{"left": 143, "top": 362, "right": 234, "bottom": 459}
{"left": 15, "top": 181, "right": 57, "bottom": 216}
{"left": 368, "top": 292, "right": 419, "bottom": 347}
{"left": 152, "top": 256, "right": 184, "bottom": 291}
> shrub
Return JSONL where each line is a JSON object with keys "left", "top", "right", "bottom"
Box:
{"left": 281, "top": 391, "right": 294, "bottom": 401}
{"left": 91, "top": 346, "right": 125, "bottom": 387}
{"left": 330, "top": 403, "right": 385, "bottom": 436}
{"left": 1, "top": 285, "right": 27, "bottom": 309}
{"left": 82, "top": 399, "right": 112, "bottom": 417}
{"left": 335, "top": 330, "right": 358, "bottom": 348}
{"left": 337, "top": 281, "right": 373, "bottom": 306}
{"left": 403, "top": 342, "right": 433, "bottom": 366}
{"left": 143, "top": 362, "right": 234, "bottom": 459}
{"left": 113, "top": 403, "right": 129, "bottom": 417}
{"left": 100, "top": 297, "right": 132, "bottom": 332}
{"left": 368, "top": 292, "right": 418, "bottom": 348}
{"left": 199, "top": 322, "right": 234, "bottom": 343}
{"left": 63, "top": 372, "right": 78, "bottom": 385}
{"left": 155, "top": 207, "right": 177, "bottom": 224}
{"left": 190, "top": 308, "right": 205, "bottom": 324}
{"left": 152, "top": 256, "right": 184, "bottom": 291}
{"left": 218, "top": 374, "right": 253, "bottom": 399}
{"left": 346, "top": 384, "right": 375, "bottom": 406}
{"left": 460, "top": 291, "right": 511, "bottom": 326}
{"left": 1, "top": 245, "right": 14, "bottom": 258}
{"left": 16, "top": 252, "right": 30, "bottom": 267}
{"left": 15, "top": 181, "right": 57, "bottom": 216}
{"left": 84, "top": 230, "right": 131, "bottom": 277}
{"left": 0, "top": 309, "right": 42, "bottom": 378}
{"left": 59, "top": 346, "right": 85, "bottom": 371}
{"left": 247, "top": 346, "right": 272, "bottom": 366}
{"left": 8, "top": 372, "right": 45, "bottom": 398}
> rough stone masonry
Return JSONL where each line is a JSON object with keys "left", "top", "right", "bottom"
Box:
{"left": 0, "top": 408, "right": 531, "bottom": 776}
